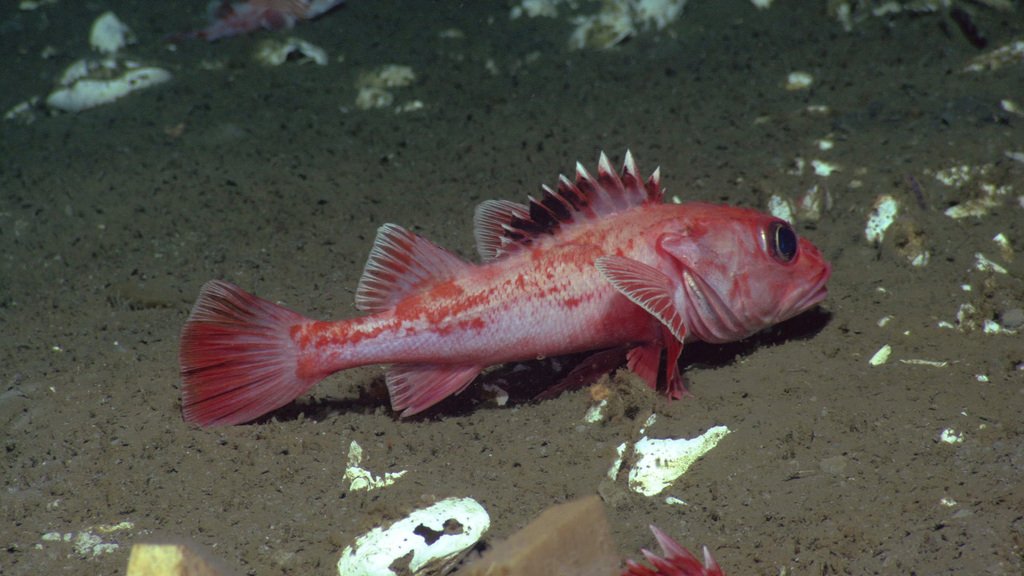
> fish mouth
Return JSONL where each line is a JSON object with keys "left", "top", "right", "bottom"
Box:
{"left": 783, "top": 262, "right": 832, "bottom": 319}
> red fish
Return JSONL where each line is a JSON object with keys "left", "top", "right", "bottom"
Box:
{"left": 167, "top": 0, "right": 344, "bottom": 42}
{"left": 179, "top": 152, "right": 830, "bottom": 427}
{"left": 622, "top": 526, "right": 725, "bottom": 576}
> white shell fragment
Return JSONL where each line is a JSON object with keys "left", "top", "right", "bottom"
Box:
{"left": 627, "top": 425, "right": 731, "bottom": 497}
{"left": 939, "top": 428, "right": 964, "bottom": 444}
{"left": 254, "top": 37, "right": 328, "bottom": 66}
{"left": 993, "top": 233, "right": 1013, "bottom": 260}
{"left": 963, "top": 40, "right": 1024, "bottom": 72}
{"left": 767, "top": 194, "right": 795, "bottom": 223}
{"left": 344, "top": 441, "right": 407, "bottom": 492}
{"left": 864, "top": 194, "right": 899, "bottom": 244}
{"left": 515, "top": 0, "right": 689, "bottom": 50}
{"left": 46, "top": 57, "right": 172, "bottom": 113}
{"left": 582, "top": 398, "right": 608, "bottom": 423}
{"left": 868, "top": 344, "right": 891, "bottom": 366}
{"left": 974, "top": 253, "right": 1008, "bottom": 275}
{"left": 569, "top": 10, "right": 635, "bottom": 50}
{"left": 766, "top": 186, "right": 830, "bottom": 224}
{"left": 90, "top": 12, "right": 136, "bottom": 55}
{"left": 358, "top": 65, "right": 416, "bottom": 89}
{"left": 355, "top": 87, "right": 394, "bottom": 110}
{"left": 811, "top": 159, "right": 839, "bottom": 176}
{"left": 336, "top": 497, "right": 490, "bottom": 576}
{"left": 632, "top": 0, "right": 688, "bottom": 30}
{"left": 353, "top": 65, "right": 417, "bottom": 111}
{"left": 4, "top": 97, "right": 41, "bottom": 124}
{"left": 785, "top": 71, "right": 813, "bottom": 90}
{"left": 607, "top": 441, "right": 628, "bottom": 480}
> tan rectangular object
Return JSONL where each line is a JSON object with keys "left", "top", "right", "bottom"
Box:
{"left": 126, "top": 544, "right": 223, "bottom": 576}
{"left": 455, "top": 495, "right": 618, "bottom": 576}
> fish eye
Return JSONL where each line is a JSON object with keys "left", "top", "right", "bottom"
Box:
{"left": 768, "top": 222, "right": 798, "bottom": 263}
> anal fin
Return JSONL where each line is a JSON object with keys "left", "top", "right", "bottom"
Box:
{"left": 387, "top": 363, "right": 484, "bottom": 416}
{"left": 536, "top": 347, "right": 629, "bottom": 398}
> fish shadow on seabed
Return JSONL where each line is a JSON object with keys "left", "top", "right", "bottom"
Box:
{"left": 680, "top": 307, "right": 832, "bottom": 372}
{"left": 210, "top": 308, "right": 833, "bottom": 425}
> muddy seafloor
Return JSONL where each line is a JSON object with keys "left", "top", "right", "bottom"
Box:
{"left": 2, "top": 0, "right": 1023, "bottom": 575}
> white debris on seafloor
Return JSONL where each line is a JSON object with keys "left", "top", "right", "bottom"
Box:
{"left": 785, "top": 71, "right": 813, "bottom": 90}
{"left": 254, "top": 37, "right": 328, "bottom": 66}
{"left": 992, "top": 233, "right": 1013, "bottom": 260}
{"left": 6, "top": 12, "right": 170, "bottom": 118}
{"left": 811, "top": 159, "right": 839, "bottom": 176}
{"left": 628, "top": 425, "right": 731, "bottom": 496}
{"left": 344, "top": 441, "right": 407, "bottom": 492}
{"left": 336, "top": 497, "right": 489, "bottom": 576}
{"left": 868, "top": 344, "right": 891, "bottom": 366}
{"left": 39, "top": 521, "right": 134, "bottom": 558}
{"left": 603, "top": 414, "right": 731, "bottom": 497}
{"left": 90, "top": 12, "right": 136, "bottom": 55}
{"left": 864, "top": 194, "right": 899, "bottom": 244}
{"left": 583, "top": 398, "right": 608, "bottom": 423}
{"left": 358, "top": 65, "right": 416, "bottom": 89}
{"left": 355, "top": 87, "right": 393, "bottom": 110}
{"left": 963, "top": 40, "right": 1024, "bottom": 72}
{"left": 924, "top": 162, "right": 1021, "bottom": 219}
{"left": 511, "top": 0, "right": 750, "bottom": 49}
{"left": 940, "top": 428, "right": 964, "bottom": 444}
{"left": 767, "top": 184, "right": 830, "bottom": 223}
{"left": 19, "top": 0, "right": 58, "bottom": 10}
{"left": 938, "top": 302, "right": 1019, "bottom": 334}
{"left": 973, "top": 253, "right": 1008, "bottom": 275}
{"left": 353, "top": 65, "right": 419, "bottom": 111}
{"left": 45, "top": 57, "right": 172, "bottom": 113}
{"left": 4, "top": 97, "right": 41, "bottom": 124}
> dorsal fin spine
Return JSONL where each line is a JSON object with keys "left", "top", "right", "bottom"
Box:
{"left": 471, "top": 151, "right": 662, "bottom": 260}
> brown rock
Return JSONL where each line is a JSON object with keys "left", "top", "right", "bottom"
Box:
{"left": 454, "top": 496, "right": 618, "bottom": 576}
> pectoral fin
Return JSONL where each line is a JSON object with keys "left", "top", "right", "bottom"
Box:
{"left": 595, "top": 255, "right": 687, "bottom": 344}
{"left": 597, "top": 255, "right": 689, "bottom": 399}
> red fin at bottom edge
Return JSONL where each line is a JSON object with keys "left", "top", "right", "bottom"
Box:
{"left": 621, "top": 526, "right": 725, "bottom": 576}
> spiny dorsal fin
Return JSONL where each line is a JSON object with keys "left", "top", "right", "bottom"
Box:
{"left": 355, "top": 224, "right": 471, "bottom": 313}
{"left": 473, "top": 199, "right": 530, "bottom": 261}
{"left": 472, "top": 150, "right": 662, "bottom": 261}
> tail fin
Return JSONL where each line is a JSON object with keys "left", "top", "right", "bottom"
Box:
{"left": 179, "top": 280, "right": 321, "bottom": 427}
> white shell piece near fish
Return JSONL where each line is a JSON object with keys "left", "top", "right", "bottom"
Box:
{"left": 344, "top": 441, "right": 407, "bottom": 492}
{"left": 336, "top": 497, "right": 490, "bottom": 576}
{"left": 627, "top": 425, "right": 731, "bottom": 496}
{"left": 766, "top": 194, "right": 795, "bottom": 223}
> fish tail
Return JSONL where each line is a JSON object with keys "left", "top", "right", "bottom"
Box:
{"left": 179, "top": 280, "right": 323, "bottom": 427}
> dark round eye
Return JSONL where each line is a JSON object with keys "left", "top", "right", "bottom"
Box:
{"left": 769, "top": 222, "right": 798, "bottom": 263}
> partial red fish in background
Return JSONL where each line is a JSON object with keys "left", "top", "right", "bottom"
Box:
{"left": 166, "top": 0, "right": 344, "bottom": 42}
{"left": 179, "top": 151, "right": 831, "bottom": 427}
{"left": 622, "top": 526, "right": 725, "bottom": 576}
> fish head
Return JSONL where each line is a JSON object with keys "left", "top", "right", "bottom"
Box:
{"left": 656, "top": 204, "right": 831, "bottom": 344}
